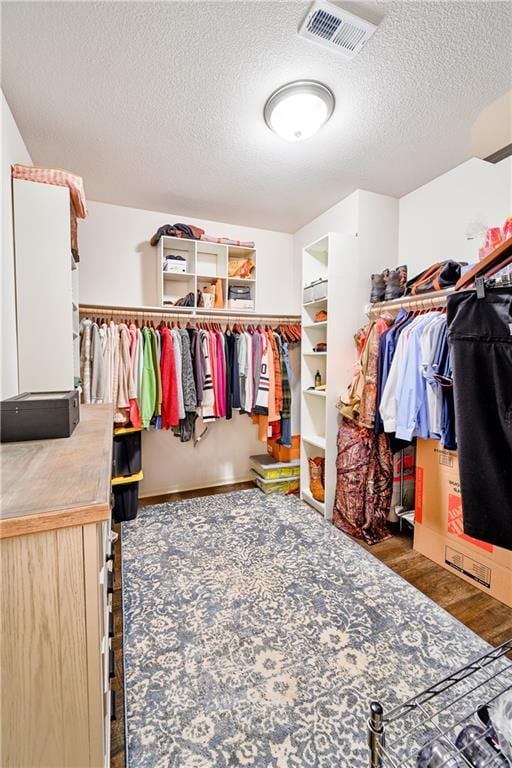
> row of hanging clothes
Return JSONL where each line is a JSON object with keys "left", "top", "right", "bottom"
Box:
{"left": 79, "top": 313, "right": 301, "bottom": 445}
{"left": 333, "top": 301, "right": 452, "bottom": 545}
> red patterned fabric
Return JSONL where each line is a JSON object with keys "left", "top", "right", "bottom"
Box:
{"left": 12, "top": 164, "right": 87, "bottom": 256}
{"left": 12, "top": 164, "right": 87, "bottom": 218}
{"left": 333, "top": 419, "right": 393, "bottom": 545}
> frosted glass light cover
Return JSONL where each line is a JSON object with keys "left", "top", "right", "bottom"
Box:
{"left": 264, "top": 81, "right": 335, "bottom": 142}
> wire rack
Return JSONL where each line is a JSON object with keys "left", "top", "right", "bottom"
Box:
{"left": 368, "top": 640, "right": 512, "bottom": 767}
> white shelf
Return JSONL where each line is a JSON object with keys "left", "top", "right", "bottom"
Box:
{"left": 301, "top": 489, "right": 326, "bottom": 515}
{"left": 157, "top": 235, "right": 257, "bottom": 312}
{"left": 302, "top": 435, "right": 326, "bottom": 450}
{"left": 163, "top": 271, "right": 195, "bottom": 281}
{"left": 197, "top": 274, "right": 227, "bottom": 281}
{"left": 300, "top": 232, "right": 345, "bottom": 522}
{"left": 228, "top": 245, "right": 256, "bottom": 258}
{"left": 303, "top": 389, "right": 326, "bottom": 398}
{"left": 303, "top": 297, "right": 327, "bottom": 308}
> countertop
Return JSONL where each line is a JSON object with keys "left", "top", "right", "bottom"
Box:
{"left": 0, "top": 403, "right": 113, "bottom": 538}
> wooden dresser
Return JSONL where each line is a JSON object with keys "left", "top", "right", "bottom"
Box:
{"left": 0, "top": 404, "right": 114, "bottom": 768}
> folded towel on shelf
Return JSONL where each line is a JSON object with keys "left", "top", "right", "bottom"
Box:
{"left": 201, "top": 234, "right": 255, "bottom": 248}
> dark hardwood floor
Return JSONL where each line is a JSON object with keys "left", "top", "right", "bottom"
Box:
{"left": 110, "top": 484, "right": 512, "bottom": 768}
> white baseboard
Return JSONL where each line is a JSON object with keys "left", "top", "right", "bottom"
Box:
{"left": 139, "top": 474, "right": 254, "bottom": 499}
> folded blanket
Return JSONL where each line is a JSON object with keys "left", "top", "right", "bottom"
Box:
{"left": 151, "top": 223, "right": 205, "bottom": 246}
{"left": 201, "top": 234, "right": 255, "bottom": 248}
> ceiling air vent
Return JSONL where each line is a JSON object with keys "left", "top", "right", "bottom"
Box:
{"left": 299, "top": 0, "right": 377, "bottom": 59}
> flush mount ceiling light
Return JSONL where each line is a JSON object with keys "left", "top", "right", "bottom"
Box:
{"left": 264, "top": 80, "right": 335, "bottom": 142}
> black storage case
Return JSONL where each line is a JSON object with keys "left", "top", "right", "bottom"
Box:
{"left": 0, "top": 391, "right": 80, "bottom": 443}
{"left": 112, "top": 431, "right": 142, "bottom": 477}
{"left": 112, "top": 481, "right": 139, "bottom": 522}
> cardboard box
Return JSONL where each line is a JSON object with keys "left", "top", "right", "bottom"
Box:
{"left": 267, "top": 435, "right": 300, "bottom": 462}
{"left": 413, "top": 439, "right": 512, "bottom": 607}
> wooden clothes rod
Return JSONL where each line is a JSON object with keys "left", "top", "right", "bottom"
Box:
{"left": 79, "top": 303, "right": 301, "bottom": 324}
{"left": 366, "top": 287, "right": 455, "bottom": 317}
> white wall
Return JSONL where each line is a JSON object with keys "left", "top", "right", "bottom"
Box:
{"left": 79, "top": 199, "right": 299, "bottom": 496}
{"left": 399, "top": 157, "right": 512, "bottom": 275}
{"left": 293, "top": 189, "right": 399, "bottom": 327}
{"left": 79, "top": 200, "right": 298, "bottom": 315}
{"left": 1, "top": 91, "right": 32, "bottom": 399}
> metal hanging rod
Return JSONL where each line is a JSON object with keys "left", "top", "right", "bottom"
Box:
{"left": 79, "top": 303, "right": 301, "bottom": 324}
{"left": 366, "top": 287, "right": 455, "bottom": 317}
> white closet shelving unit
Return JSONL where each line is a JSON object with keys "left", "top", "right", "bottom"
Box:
{"left": 13, "top": 179, "right": 78, "bottom": 392}
{"left": 156, "top": 236, "right": 256, "bottom": 312}
{"left": 300, "top": 233, "right": 345, "bottom": 520}
{"left": 299, "top": 193, "right": 400, "bottom": 522}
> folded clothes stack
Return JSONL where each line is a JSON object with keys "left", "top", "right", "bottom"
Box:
{"left": 151, "top": 223, "right": 205, "bottom": 245}
{"left": 151, "top": 222, "right": 255, "bottom": 249}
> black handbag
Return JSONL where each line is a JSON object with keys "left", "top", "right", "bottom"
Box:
{"left": 406, "top": 260, "right": 466, "bottom": 295}
{"left": 228, "top": 285, "right": 251, "bottom": 300}
{"left": 174, "top": 291, "right": 195, "bottom": 307}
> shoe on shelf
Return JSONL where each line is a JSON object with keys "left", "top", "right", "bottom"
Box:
{"left": 370, "top": 272, "right": 387, "bottom": 303}
{"left": 384, "top": 265, "right": 408, "bottom": 300}
{"left": 308, "top": 457, "right": 325, "bottom": 503}
{"left": 314, "top": 310, "right": 328, "bottom": 322}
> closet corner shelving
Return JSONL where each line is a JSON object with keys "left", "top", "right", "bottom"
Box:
{"left": 300, "top": 232, "right": 344, "bottom": 521}
{"left": 156, "top": 236, "right": 257, "bottom": 313}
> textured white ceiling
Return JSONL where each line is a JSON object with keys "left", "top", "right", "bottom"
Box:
{"left": 2, "top": 1, "right": 511, "bottom": 232}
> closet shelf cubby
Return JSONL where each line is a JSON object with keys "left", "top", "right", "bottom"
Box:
{"left": 156, "top": 235, "right": 257, "bottom": 312}
{"left": 302, "top": 434, "right": 326, "bottom": 450}
{"left": 301, "top": 489, "right": 326, "bottom": 516}
{"left": 303, "top": 296, "right": 328, "bottom": 309}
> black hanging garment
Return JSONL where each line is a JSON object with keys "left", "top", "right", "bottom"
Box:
{"left": 447, "top": 288, "right": 512, "bottom": 550}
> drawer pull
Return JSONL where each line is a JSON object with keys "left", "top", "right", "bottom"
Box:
{"left": 107, "top": 570, "right": 114, "bottom": 594}
{"left": 110, "top": 690, "right": 116, "bottom": 722}
{"left": 108, "top": 610, "right": 114, "bottom": 638}
{"left": 109, "top": 648, "right": 115, "bottom": 679}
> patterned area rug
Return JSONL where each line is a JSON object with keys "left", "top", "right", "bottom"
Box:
{"left": 122, "top": 490, "right": 489, "bottom": 767}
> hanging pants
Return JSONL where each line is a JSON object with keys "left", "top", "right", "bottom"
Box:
{"left": 333, "top": 418, "right": 393, "bottom": 545}
{"left": 447, "top": 288, "right": 512, "bottom": 551}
